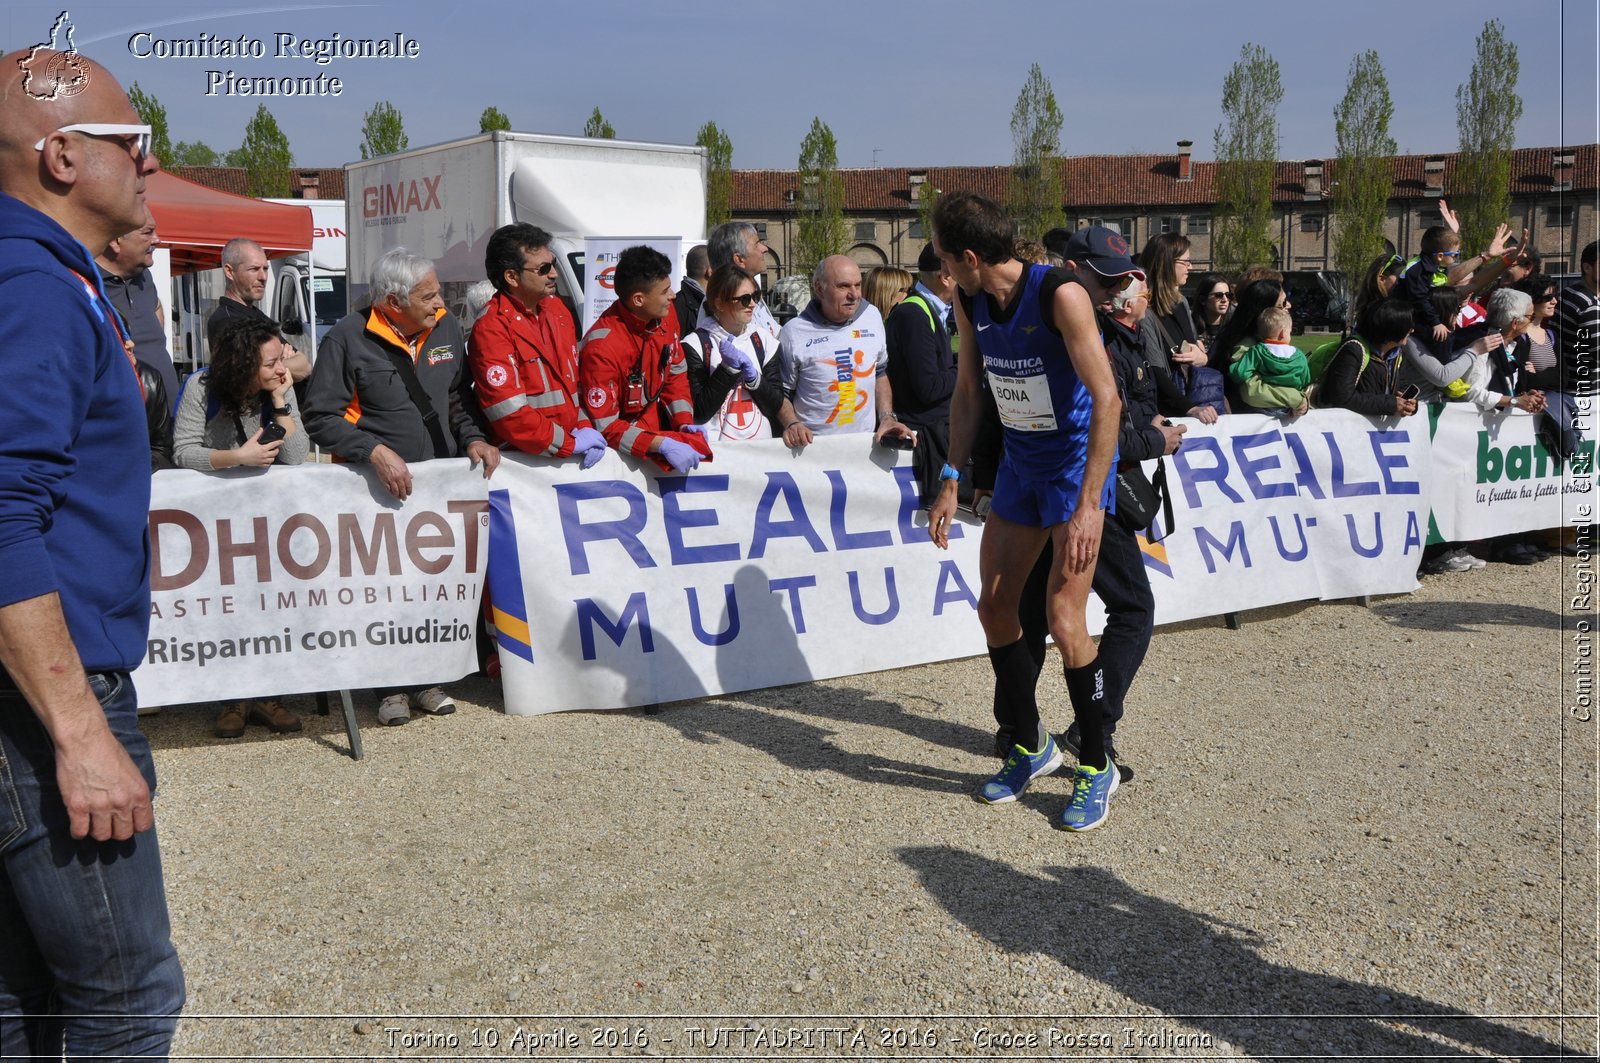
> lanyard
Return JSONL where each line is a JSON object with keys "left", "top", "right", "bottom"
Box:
{"left": 69, "top": 268, "right": 143, "bottom": 399}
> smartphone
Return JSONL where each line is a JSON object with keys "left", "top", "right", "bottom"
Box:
{"left": 258, "top": 419, "right": 288, "bottom": 445}
{"left": 1399, "top": 384, "right": 1420, "bottom": 401}
{"left": 878, "top": 433, "right": 916, "bottom": 451}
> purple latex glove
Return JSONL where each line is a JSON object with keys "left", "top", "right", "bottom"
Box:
{"left": 680, "top": 423, "right": 708, "bottom": 437}
{"left": 717, "top": 337, "right": 760, "bottom": 386}
{"left": 657, "top": 437, "right": 701, "bottom": 473}
{"left": 571, "top": 426, "right": 607, "bottom": 470}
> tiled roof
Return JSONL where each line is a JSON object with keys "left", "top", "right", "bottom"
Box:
{"left": 170, "top": 165, "right": 248, "bottom": 195}
{"left": 167, "top": 166, "right": 346, "bottom": 200}
{"left": 733, "top": 144, "right": 1599, "bottom": 213}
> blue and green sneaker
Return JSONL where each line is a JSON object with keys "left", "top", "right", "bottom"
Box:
{"left": 1057, "top": 756, "right": 1120, "bottom": 831}
{"left": 977, "top": 735, "right": 1063, "bottom": 804}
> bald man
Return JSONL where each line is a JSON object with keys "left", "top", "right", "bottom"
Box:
{"left": 775, "top": 254, "right": 914, "bottom": 448}
{"left": 0, "top": 48, "right": 185, "bottom": 1058}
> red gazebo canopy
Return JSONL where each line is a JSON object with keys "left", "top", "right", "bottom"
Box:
{"left": 145, "top": 170, "right": 313, "bottom": 273}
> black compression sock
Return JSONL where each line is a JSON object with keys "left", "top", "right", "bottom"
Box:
{"left": 1064, "top": 657, "right": 1108, "bottom": 770}
{"left": 988, "top": 639, "right": 1040, "bottom": 749}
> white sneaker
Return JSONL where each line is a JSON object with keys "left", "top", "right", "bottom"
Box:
{"left": 414, "top": 687, "right": 457, "bottom": 716}
{"left": 1458, "top": 550, "right": 1487, "bottom": 569}
{"left": 377, "top": 693, "right": 411, "bottom": 726}
{"left": 1442, "top": 551, "right": 1477, "bottom": 572}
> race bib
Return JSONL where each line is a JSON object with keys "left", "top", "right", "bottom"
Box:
{"left": 985, "top": 370, "right": 1056, "bottom": 432}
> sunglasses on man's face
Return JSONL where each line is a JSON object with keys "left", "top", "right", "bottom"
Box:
{"left": 34, "top": 123, "right": 153, "bottom": 161}
{"left": 522, "top": 260, "right": 557, "bottom": 277}
{"left": 1093, "top": 273, "right": 1134, "bottom": 293}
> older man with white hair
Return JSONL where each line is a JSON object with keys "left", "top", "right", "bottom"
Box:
{"left": 774, "top": 254, "right": 914, "bottom": 447}
{"left": 303, "top": 247, "right": 500, "bottom": 725}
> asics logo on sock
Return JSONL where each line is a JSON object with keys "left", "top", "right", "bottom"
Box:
{"left": 1092, "top": 668, "right": 1104, "bottom": 700}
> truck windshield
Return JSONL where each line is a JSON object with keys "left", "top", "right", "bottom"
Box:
{"left": 567, "top": 252, "right": 584, "bottom": 291}
{"left": 309, "top": 275, "right": 348, "bottom": 325}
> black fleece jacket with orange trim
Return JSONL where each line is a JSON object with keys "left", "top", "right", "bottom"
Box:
{"left": 304, "top": 304, "right": 487, "bottom": 463}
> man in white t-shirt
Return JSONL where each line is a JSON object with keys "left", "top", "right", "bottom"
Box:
{"left": 775, "top": 255, "right": 915, "bottom": 448}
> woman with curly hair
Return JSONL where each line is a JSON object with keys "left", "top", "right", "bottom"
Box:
{"left": 173, "top": 317, "right": 308, "bottom": 471}
{"left": 172, "top": 316, "right": 307, "bottom": 737}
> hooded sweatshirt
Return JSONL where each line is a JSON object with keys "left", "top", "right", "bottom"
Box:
{"left": 777, "top": 300, "right": 887, "bottom": 434}
{"left": 0, "top": 192, "right": 151, "bottom": 677}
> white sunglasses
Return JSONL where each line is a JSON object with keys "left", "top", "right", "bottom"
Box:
{"left": 34, "top": 123, "right": 153, "bottom": 160}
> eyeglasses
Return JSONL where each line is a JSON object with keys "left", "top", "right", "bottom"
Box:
{"left": 1174, "top": 258, "right": 1193, "bottom": 266}
{"left": 730, "top": 291, "right": 761, "bottom": 308}
{"left": 521, "top": 260, "right": 557, "bottom": 277}
{"left": 34, "top": 123, "right": 153, "bottom": 161}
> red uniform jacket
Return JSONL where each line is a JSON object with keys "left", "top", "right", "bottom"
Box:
{"left": 577, "top": 303, "right": 694, "bottom": 465}
{"left": 468, "top": 290, "right": 588, "bottom": 457}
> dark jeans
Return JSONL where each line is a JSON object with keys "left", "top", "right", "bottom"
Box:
{"left": 0, "top": 672, "right": 185, "bottom": 1060}
{"left": 994, "top": 513, "right": 1155, "bottom": 745}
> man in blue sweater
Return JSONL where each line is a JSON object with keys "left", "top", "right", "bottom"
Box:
{"left": 0, "top": 47, "right": 184, "bottom": 1058}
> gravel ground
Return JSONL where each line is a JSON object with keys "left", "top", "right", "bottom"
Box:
{"left": 141, "top": 553, "right": 1597, "bottom": 1061}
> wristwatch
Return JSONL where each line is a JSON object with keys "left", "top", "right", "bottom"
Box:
{"left": 939, "top": 463, "right": 962, "bottom": 482}
{"left": 271, "top": 404, "right": 292, "bottom": 416}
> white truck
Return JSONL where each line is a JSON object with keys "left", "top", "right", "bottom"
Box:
{"left": 167, "top": 199, "right": 347, "bottom": 372}
{"left": 343, "top": 131, "right": 707, "bottom": 323}
{"left": 263, "top": 198, "right": 348, "bottom": 349}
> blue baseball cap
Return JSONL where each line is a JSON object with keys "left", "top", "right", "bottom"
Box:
{"left": 1063, "top": 226, "right": 1145, "bottom": 281}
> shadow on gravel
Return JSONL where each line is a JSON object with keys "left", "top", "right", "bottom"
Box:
{"left": 652, "top": 692, "right": 975, "bottom": 795}
{"left": 900, "top": 847, "right": 1576, "bottom": 1059}
{"left": 736, "top": 686, "right": 996, "bottom": 759}
{"left": 1374, "top": 600, "right": 1564, "bottom": 633}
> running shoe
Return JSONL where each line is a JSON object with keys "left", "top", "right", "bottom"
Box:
{"left": 1057, "top": 756, "right": 1120, "bottom": 831}
{"left": 977, "top": 735, "right": 1063, "bottom": 804}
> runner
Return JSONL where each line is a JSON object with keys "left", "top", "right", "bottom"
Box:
{"left": 928, "top": 195, "right": 1129, "bottom": 832}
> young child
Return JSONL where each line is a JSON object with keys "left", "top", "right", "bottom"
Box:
{"left": 1401, "top": 225, "right": 1461, "bottom": 344}
{"left": 1228, "top": 306, "right": 1310, "bottom": 416}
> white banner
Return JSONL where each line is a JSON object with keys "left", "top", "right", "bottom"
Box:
{"left": 581, "top": 237, "right": 683, "bottom": 333}
{"left": 491, "top": 411, "right": 1434, "bottom": 715}
{"left": 488, "top": 439, "right": 982, "bottom": 715}
{"left": 1427, "top": 403, "right": 1596, "bottom": 541}
{"left": 139, "top": 462, "right": 489, "bottom": 707}
{"left": 130, "top": 409, "right": 1537, "bottom": 712}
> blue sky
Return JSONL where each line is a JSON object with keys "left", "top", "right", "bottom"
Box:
{"left": 5, "top": 1, "right": 1595, "bottom": 171}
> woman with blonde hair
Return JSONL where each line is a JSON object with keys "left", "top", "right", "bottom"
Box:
{"left": 863, "top": 265, "right": 913, "bottom": 320}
